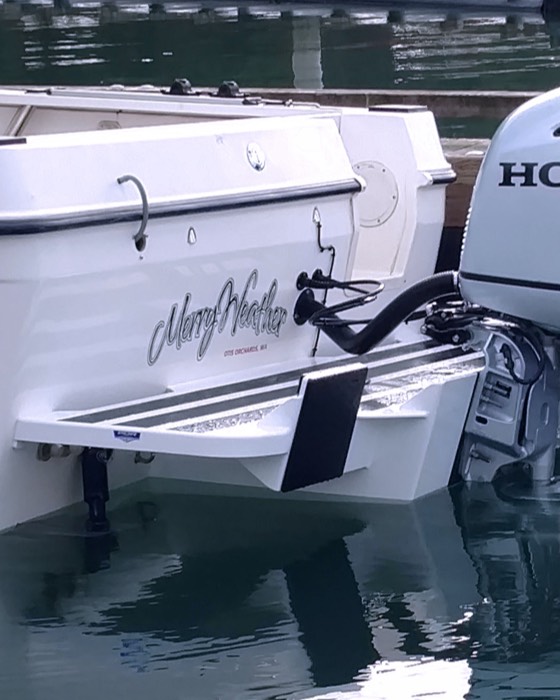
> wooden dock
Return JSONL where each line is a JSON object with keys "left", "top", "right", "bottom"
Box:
{"left": 244, "top": 88, "right": 539, "bottom": 236}
{"left": 243, "top": 87, "right": 538, "bottom": 120}
{"left": 441, "top": 137, "right": 489, "bottom": 228}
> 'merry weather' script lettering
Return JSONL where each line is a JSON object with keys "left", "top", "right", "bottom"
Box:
{"left": 147, "top": 270, "right": 288, "bottom": 365}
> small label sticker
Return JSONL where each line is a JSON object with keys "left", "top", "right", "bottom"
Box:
{"left": 113, "top": 430, "right": 141, "bottom": 443}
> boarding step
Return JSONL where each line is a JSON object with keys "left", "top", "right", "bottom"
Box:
{"left": 14, "top": 340, "right": 483, "bottom": 466}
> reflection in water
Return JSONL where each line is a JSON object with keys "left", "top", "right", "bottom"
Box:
{"left": 2, "top": 1, "right": 560, "bottom": 94}
{"left": 458, "top": 487, "right": 560, "bottom": 664}
{"left": 2, "top": 479, "right": 560, "bottom": 697}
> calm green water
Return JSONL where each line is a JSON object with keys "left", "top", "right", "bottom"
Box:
{"left": 3, "top": 4, "right": 560, "bottom": 697}
{"left": 2, "top": 1, "right": 560, "bottom": 93}
{"left": 1, "top": 479, "right": 559, "bottom": 699}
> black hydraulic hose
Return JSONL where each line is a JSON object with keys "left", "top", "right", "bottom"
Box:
{"left": 294, "top": 271, "right": 460, "bottom": 355}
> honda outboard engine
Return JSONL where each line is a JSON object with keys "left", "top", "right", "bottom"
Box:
{"left": 453, "top": 88, "right": 560, "bottom": 487}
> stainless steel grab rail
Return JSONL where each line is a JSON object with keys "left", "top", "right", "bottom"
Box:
{"left": 117, "top": 174, "right": 148, "bottom": 251}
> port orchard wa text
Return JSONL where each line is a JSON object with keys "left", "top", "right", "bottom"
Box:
{"left": 147, "top": 269, "right": 288, "bottom": 365}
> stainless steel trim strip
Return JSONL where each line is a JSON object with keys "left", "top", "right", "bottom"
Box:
{"left": 0, "top": 179, "right": 363, "bottom": 235}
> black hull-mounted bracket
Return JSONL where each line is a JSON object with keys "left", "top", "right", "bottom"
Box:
{"left": 81, "top": 447, "right": 113, "bottom": 534}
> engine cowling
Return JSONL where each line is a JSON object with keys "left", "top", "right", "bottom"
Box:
{"left": 459, "top": 87, "right": 560, "bottom": 333}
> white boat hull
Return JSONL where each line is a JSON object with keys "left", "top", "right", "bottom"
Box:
{"left": 0, "top": 84, "right": 474, "bottom": 529}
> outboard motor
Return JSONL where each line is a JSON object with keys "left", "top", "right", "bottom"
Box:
{"left": 443, "top": 88, "right": 560, "bottom": 487}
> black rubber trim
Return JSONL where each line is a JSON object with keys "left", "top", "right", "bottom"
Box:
{"left": 368, "top": 105, "right": 428, "bottom": 113}
{"left": 0, "top": 138, "right": 26, "bottom": 146}
{"left": 460, "top": 270, "right": 560, "bottom": 292}
{"left": 0, "top": 180, "right": 362, "bottom": 236}
{"left": 280, "top": 365, "right": 367, "bottom": 492}
{"left": 431, "top": 171, "right": 457, "bottom": 185}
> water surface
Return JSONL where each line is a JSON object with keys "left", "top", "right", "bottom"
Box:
{"left": 2, "top": 1, "right": 560, "bottom": 94}
{"left": 1, "top": 480, "right": 559, "bottom": 699}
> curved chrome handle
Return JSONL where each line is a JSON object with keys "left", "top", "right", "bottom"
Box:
{"left": 117, "top": 174, "right": 149, "bottom": 251}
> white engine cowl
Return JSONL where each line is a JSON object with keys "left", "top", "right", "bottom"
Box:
{"left": 459, "top": 87, "right": 560, "bottom": 332}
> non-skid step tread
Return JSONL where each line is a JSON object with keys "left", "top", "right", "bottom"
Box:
{"left": 61, "top": 339, "right": 438, "bottom": 425}
{"left": 13, "top": 342, "right": 483, "bottom": 460}
{"left": 63, "top": 342, "right": 469, "bottom": 429}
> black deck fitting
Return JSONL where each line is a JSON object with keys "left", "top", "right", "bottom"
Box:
{"left": 169, "top": 78, "right": 193, "bottom": 95}
{"left": 217, "top": 80, "right": 241, "bottom": 98}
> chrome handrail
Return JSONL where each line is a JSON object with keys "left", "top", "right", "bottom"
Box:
{"left": 117, "top": 174, "right": 148, "bottom": 251}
